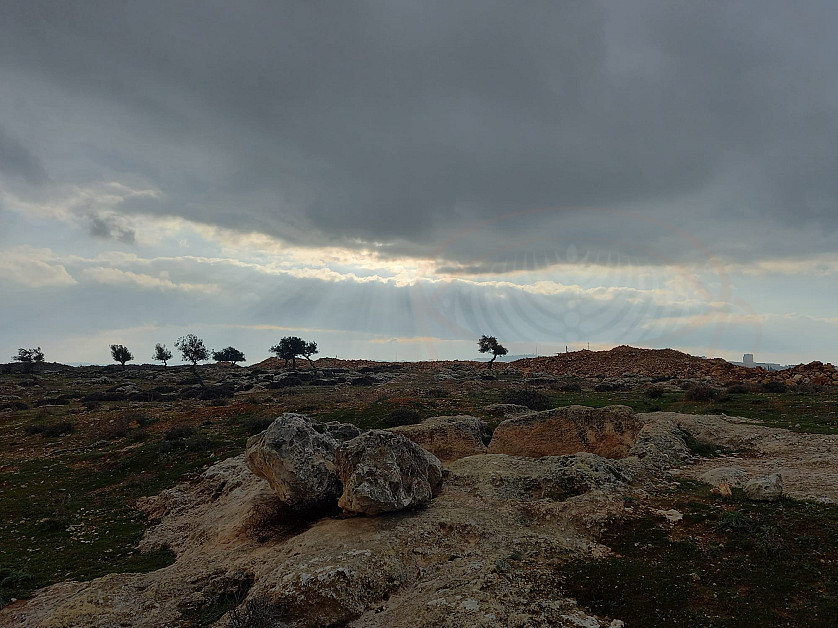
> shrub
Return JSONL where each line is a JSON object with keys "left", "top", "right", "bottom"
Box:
{"left": 383, "top": 407, "right": 421, "bottom": 427}
{"left": 421, "top": 388, "right": 449, "bottom": 398}
{"left": 0, "top": 401, "right": 29, "bottom": 411}
{"left": 0, "top": 567, "right": 33, "bottom": 592}
{"left": 725, "top": 382, "right": 749, "bottom": 394}
{"left": 102, "top": 416, "right": 132, "bottom": 440}
{"left": 245, "top": 417, "right": 274, "bottom": 436}
{"left": 644, "top": 386, "right": 665, "bottom": 399}
{"left": 165, "top": 425, "right": 195, "bottom": 441}
{"left": 684, "top": 385, "right": 727, "bottom": 402}
{"left": 500, "top": 388, "right": 552, "bottom": 410}
{"left": 122, "top": 410, "right": 157, "bottom": 426}
{"left": 715, "top": 510, "right": 754, "bottom": 532}
{"left": 762, "top": 381, "right": 788, "bottom": 393}
{"left": 24, "top": 421, "right": 74, "bottom": 437}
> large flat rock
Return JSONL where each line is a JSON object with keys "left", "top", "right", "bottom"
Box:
{"left": 488, "top": 404, "right": 642, "bottom": 459}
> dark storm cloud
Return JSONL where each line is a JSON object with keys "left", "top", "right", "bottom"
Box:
{"left": 0, "top": 125, "right": 49, "bottom": 185}
{"left": 1, "top": 0, "right": 837, "bottom": 262}
{"left": 86, "top": 212, "right": 136, "bottom": 244}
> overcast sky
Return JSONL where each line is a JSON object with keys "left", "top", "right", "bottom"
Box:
{"left": 1, "top": 1, "right": 836, "bottom": 366}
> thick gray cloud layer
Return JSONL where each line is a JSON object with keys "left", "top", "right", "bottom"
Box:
{"left": 1, "top": 1, "right": 837, "bottom": 264}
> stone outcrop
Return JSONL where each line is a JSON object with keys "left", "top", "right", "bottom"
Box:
{"left": 488, "top": 405, "right": 642, "bottom": 459}
{"left": 388, "top": 415, "right": 488, "bottom": 462}
{"left": 336, "top": 430, "right": 443, "bottom": 515}
{"left": 8, "top": 411, "right": 838, "bottom": 628}
{"left": 448, "top": 452, "right": 628, "bottom": 502}
{"left": 245, "top": 413, "right": 342, "bottom": 510}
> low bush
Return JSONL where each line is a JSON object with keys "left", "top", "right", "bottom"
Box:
{"left": 684, "top": 385, "right": 727, "bottom": 402}
{"left": 245, "top": 417, "right": 274, "bottom": 436}
{"left": 24, "top": 421, "right": 74, "bottom": 437}
{"left": 725, "top": 382, "right": 749, "bottom": 394}
{"left": 101, "top": 416, "right": 131, "bottom": 440}
{"left": 762, "top": 381, "right": 788, "bottom": 393}
{"left": 1, "top": 401, "right": 29, "bottom": 411}
{"left": 165, "top": 425, "right": 195, "bottom": 441}
{"left": 500, "top": 388, "right": 552, "bottom": 410}
{"left": 184, "top": 432, "right": 214, "bottom": 451}
{"left": 383, "top": 407, "right": 421, "bottom": 427}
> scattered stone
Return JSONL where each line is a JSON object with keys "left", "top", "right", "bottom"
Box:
{"left": 654, "top": 509, "right": 683, "bottom": 524}
{"left": 745, "top": 473, "right": 784, "bottom": 501}
{"left": 245, "top": 413, "right": 342, "bottom": 510}
{"left": 488, "top": 405, "right": 642, "bottom": 459}
{"left": 389, "top": 415, "right": 489, "bottom": 462}
{"left": 336, "top": 430, "right": 443, "bottom": 515}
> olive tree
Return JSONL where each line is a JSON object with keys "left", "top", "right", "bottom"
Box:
{"left": 269, "top": 336, "right": 308, "bottom": 369}
{"left": 13, "top": 347, "right": 44, "bottom": 363}
{"left": 110, "top": 344, "right": 134, "bottom": 369}
{"left": 175, "top": 334, "right": 210, "bottom": 385}
{"left": 477, "top": 335, "right": 508, "bottom": 369}
{"left": 153, "top": 343, "right": 173, "bottom": 367}
{"left": 212, "top": 346, "right": 246, "bottom": 364}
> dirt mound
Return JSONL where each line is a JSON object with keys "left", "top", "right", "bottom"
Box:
{"left": 511, "top": 345, "right": 747, "bottom": 380}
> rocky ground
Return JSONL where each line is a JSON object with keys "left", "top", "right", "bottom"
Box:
{"left": 1, "top": 348, "right": 837, "bottom": 626}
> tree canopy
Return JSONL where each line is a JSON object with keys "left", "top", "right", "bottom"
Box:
{"left": 302, "top": 340, "right": 318, "bottom": 370}
{"left": 212, "top": 346, "right": 246, "bottom": 364}
{"left": 153, "top": 343, "right": 173, "bottom": 367}
{"left": 269, "top": 336, "right": 313, "bottom": 369}
{"left": 110, "top": 344, "right": 134, "bottom": 369}
{"left": 175, "top": 334, "right": 210, "bottom": 365}
{"left": 13, "top": 347, "right": 44, "bottom": 363}
{"left": 477, "top": 334, "right": 508, "bottom": 369}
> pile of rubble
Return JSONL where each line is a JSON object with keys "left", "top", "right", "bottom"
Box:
{"left": 750, "top": 361, "right": 838, "bottom": 387}
{"left": 513, "top": 345, "right": 748, "bottom": 380}
{"left": 513, "top": 345, "right": 838, "bottom": 388}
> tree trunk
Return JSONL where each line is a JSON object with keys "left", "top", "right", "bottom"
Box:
{"left": 488, "top": 355, "right": 496, "bottom": 369}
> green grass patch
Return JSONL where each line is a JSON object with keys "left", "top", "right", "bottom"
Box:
{"left": 560, "top": 481, "right": 838, "bottom": 626}
{"left": 0, "top": 432, "right": 243, "bottom": 600}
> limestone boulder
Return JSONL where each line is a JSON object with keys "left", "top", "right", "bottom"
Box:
{"left": 245, "top": 413, "right": 342, "bottom": 510}
{"left": 488, "top": 405, "right": 642, "bottom": 459}
{"left": 388, "top": 415, "right": 488, "bottom": 462}
{"left": 336, "top": 430, "right": 443, "bottom": 515}
{"left": 699, "top": 466, "right": 749, "bottom": 489}
{"left": 745, "top": 473, "right": 784, "bottom": 501}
